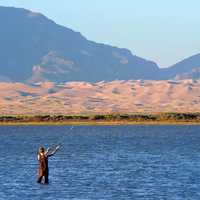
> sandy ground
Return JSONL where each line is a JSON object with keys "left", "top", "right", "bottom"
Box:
{"left": 0, "top": 79, "right": 199, "bottom": 115}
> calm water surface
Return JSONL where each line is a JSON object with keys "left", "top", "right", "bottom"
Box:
{"left": 0, "top": 125, "right": 200, "bottom": 200}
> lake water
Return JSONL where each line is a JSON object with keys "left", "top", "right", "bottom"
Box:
{"left": 0, "top": 125, "right": 200, "bottom": 200}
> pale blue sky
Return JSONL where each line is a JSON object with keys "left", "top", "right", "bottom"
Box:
{"left": 0, "top": 0, "right": 200, "bottom": 67}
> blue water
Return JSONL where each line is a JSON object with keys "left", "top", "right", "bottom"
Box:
{"left": 0, "top": 125, "right": 200, "bottom": 200}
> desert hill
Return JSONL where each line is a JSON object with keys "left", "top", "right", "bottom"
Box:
{"left": 0, "top": 80, "right": 199, "bottom": 114}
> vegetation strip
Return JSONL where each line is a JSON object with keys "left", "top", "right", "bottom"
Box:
{"left": 1, "top": 113, "right": 200, "bottom": 125}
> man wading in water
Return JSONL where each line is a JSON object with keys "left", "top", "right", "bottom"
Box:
{"left": 37, "top": 145, "right": 60, "bottom": 184}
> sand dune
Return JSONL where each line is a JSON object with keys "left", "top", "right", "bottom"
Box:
{"left": 0, "top": 80, "right": 199, "bottom": 114}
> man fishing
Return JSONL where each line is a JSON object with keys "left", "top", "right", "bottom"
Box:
{"left": 37, "top": 145, "right": 60, "bottom": 184}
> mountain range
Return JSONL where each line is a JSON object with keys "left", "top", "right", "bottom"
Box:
{"left": 0, "top": 6, "right": 200, "bottom": 83}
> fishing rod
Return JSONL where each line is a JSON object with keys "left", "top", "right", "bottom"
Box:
{"left": 46, "top": 125, "right": 74, "bottom": 155}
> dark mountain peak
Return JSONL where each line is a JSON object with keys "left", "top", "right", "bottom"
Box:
{"left": 160, "top": 53, "right": 200, "bottom": 79}
{"left": 4, "top": 7, "right": 200, "bottom": 82}
{"left": 0, "top": 6, "right": 160, "bottom": 82}
{"left": 2, "top": 6, "right": 200, "bottom": 82}
{"left": 0, "top": 6, "right": 45, "bottom": 22}
{"left": 0, "top": 6, "right": 84, "bottom": 40}
{"left": 169, "top": 53, "right": 200, "bottom": 72}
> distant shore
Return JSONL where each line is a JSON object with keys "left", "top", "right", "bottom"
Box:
{"left": 1, "top": 113, "right": 200, "bottom": 125}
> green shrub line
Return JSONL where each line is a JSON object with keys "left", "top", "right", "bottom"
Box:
{"left": 0, "top": 113, "right": 200, "bottom": 123}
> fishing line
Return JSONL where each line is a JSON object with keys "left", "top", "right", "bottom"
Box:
{"left": 48, "top": 125, "right": 74, "bottom": 152}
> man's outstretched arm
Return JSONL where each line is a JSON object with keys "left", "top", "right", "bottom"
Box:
{"left": 45, "top": 145, "right": 60, "bottom": 157}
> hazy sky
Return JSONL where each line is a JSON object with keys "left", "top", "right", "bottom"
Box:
{"left": 0, "top": 0, "right": 200, "bottom": 67}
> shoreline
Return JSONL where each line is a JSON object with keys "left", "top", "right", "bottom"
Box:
{"left": 1, "top": 121, "right": 200, "bottom": 126}
{"left": 1, "top": 113, "right": 200, "bottom": 125}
